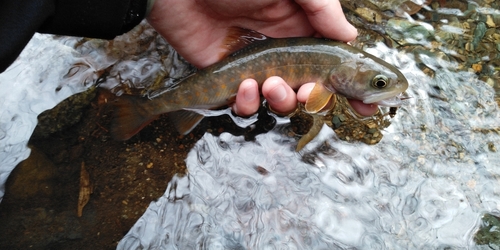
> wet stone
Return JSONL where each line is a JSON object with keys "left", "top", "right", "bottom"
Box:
{"left": 289, "top": 95, "right": 390, "bottom": 146}
{"left": 32, "top": 87, "right": 97, "bottom": 139}
{"left": 332, "top": 115, "right": 343, "bottom": 129}
{"left": 330, "top": 96, "right": 389, "bottom": 145}
{"left": 488, "top": 142, "right": 497, "bottom": 152}
{"left": 475, "top": 213, "right": 500, "bottom": 247}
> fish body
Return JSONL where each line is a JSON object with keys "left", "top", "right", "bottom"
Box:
{"left": 111, "top": 32, "right": 408, "bottom": 141}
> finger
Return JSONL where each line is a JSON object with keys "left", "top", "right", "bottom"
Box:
{"left": 347, "top": 99, "right": 379, "bottom": 116}
{"left": 296, "top": 82, "right": 316, "bottom": 103}
{"left": 262, "top": 76, "right": 297, "bottom": 115}
{"left": 233, "top": 79, "right": 261, "bottom": 116}
{"left": 295, "top": 0, "right": 357, "bottom": 42}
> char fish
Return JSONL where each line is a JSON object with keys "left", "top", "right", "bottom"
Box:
{"left": 111, "top": 28, "right": 408, "bottom": 147}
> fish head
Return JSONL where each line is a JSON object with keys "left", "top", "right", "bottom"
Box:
{"left": 326, "top": 53, "right": 409, "bottom": 107}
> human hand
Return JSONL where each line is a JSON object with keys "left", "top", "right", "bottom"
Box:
{"left": 147, "top": 0, "right": 376, "bottom": 116}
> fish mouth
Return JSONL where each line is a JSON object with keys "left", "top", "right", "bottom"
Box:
{"left": 363, "top": 92, "right": 408, "bottom": 107}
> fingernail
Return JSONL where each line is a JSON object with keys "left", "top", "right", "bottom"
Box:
{"left": 243, "top": 84, "right": 258, "bottom": 101}
{"left": 268, "top": 84, "right": 287, "bottom": 102}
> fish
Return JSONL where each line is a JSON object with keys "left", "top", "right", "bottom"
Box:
{"left": 110, "top": 27, "right": 409, "bottom": 146}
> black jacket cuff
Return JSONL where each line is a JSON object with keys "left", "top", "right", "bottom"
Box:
{"left": 38, "top": 0, "right": 149, "bottom": 39}
{"left": 0, "top": 0, "right": 149, "bottom": 72}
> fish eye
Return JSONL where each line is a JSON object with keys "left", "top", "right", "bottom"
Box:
{"left": 372, "top": 75, "right": 389, "bottom": 89}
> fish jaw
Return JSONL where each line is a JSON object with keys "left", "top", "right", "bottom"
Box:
{"left": 373, "top": 91, "right": 411, "bottom": 107}
{"left": 371, "top": 95, "right": 403, "bottom": 107}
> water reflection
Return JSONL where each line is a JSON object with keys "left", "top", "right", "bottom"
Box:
{"left": 0, "top": 0, "right": 499, "bottom": 248}
{"left": 118, "top": 22, "right": 500, "bottom": 249}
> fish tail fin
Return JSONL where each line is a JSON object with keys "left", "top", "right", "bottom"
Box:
{"left": 110, "top": 95, "right": 159, "bottom": 140}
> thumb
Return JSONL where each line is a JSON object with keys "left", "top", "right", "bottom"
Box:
{"left": 295, "top": 0, "right": 357, "bottom": 42}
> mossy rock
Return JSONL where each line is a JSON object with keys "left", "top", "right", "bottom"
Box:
{"left": 475, "top": 213, "right": 500, "bottom": 248}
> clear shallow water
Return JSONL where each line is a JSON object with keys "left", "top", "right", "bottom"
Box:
{"left": 0, "top": 35, "right": 93, "bottom": 200}
{"left": 0, "top": 26, "right": 188, "bottom": 202}
{"left": 0, "top": 12, "right": 499, "bottom": 250}
{"left": 117, "top": 43, "right": 500, "bottom": 249}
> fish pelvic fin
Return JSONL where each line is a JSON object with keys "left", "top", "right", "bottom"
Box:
{"left": 296, "top": 116, "right": 324, "bottom": 152}
{"left": 219, "top": 27, "right": 271, "bottom": 59}
{"left": 305, "top": 82, "right": 334, "bottom": 113}
{"left": 169, "top": 110, "right": 205, "bottom": 135}
{"left": 111, "top": 95, "right": 159, "bottom": 141}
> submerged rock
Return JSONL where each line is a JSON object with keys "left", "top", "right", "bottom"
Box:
{"left": 475, "top": 213, "right": 500, "bottom": 248}
{"left": 5, "top": 145, "right": 57, "bottom": 200}
{"left": 32, "top": 87, "right": 97, "bottom": 138}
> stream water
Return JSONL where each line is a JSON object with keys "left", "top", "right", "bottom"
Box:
{"left": 117, "top": 42, "right": 500, "bottom": 249}
{"left": 1, "top": 1, "right": 500, "bottom": 249}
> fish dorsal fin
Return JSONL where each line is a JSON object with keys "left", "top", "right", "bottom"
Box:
{"left": 169, "top": 110, "right": 205, "bottom": 135}
{"left": 305, "top": 82, "right": 335, "bottom": 113}
{"left": 220, "top": 27, "right": 271, "bottom": 59}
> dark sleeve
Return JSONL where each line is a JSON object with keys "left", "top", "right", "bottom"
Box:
{"left": 0, "top": 0, "right": 149, "bottom": 73}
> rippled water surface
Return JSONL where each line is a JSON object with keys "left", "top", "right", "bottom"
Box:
{"left": 1, "top": 0, "right": 500, "bottom": 249}
{"left": 117, "top": 45, "right": 500, "bottom": 249}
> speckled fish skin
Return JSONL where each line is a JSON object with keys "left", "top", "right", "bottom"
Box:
{"left": 146, "top": 38, "right": 407, "bottom": 113}
{"left": 111, "top": 37, "right": 408, "bottom": 140}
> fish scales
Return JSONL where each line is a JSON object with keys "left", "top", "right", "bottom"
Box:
{"left": 156, "top": 39, "right": 344, "bottom": 111}
{"left": 111, "top": 34, "right": 408, "bottom": 142}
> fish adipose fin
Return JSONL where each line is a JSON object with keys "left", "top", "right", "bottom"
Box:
{"left": 220, "top": 27, "right": 270, "bottom": 59}
{"left": 305, "top": 82, "right": 334, "bottom": 113}
{"left": 169, "top": 110, "right": 205, "bottom": 135}
{"left": 111, "top": 95, "right": 159, "bottom": 140}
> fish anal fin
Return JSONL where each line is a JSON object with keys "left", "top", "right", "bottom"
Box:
{"left": 111, "top": 95, "right": 159, "bottom": 140}
{"left": 169, "top": 110, "right": 205, "bottom": 135}
{"left": 305, "top": 82, "right": 334, "bottom": 113}
{"left": 219, "top": 27, "right": 271, "bottom": 59}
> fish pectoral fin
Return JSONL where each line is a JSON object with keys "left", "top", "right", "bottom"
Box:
{"left": 296, "top": 117, "right": 324, "bottom": 152}
{"left": 219, "top": 27, "right": 271, "bottom": 60}
{"left": 305, "top": 83, "right": 334, "bottom": 113}
{"left": 169, "top": 110, "right": 205, "bottom": 135}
